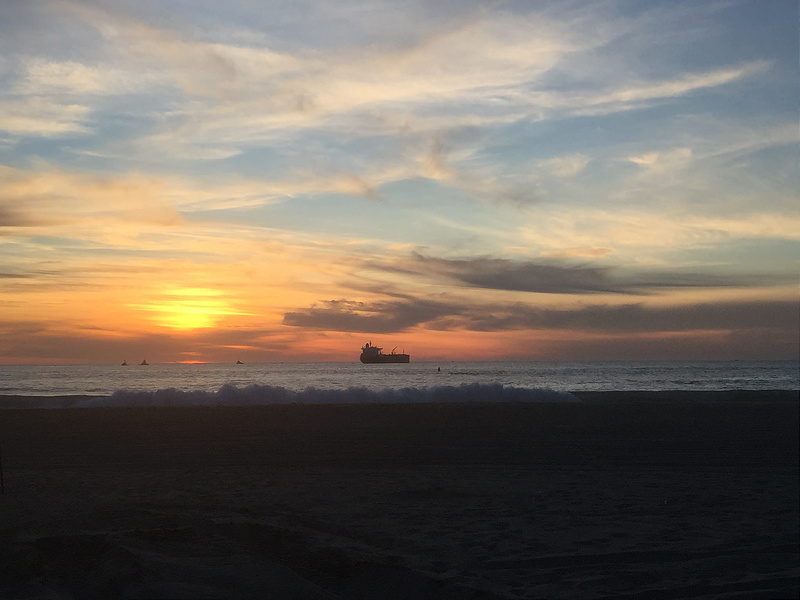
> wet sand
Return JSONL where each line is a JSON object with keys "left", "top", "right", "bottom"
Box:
{"left": 1, "top": 391, "right": 797, "bottom": 599}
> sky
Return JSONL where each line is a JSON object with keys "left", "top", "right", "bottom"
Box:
{"left": 0, "top": 0, "right": 798, "bottom": 364}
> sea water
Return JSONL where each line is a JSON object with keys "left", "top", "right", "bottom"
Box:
{"left": 0, "top": 361, "right": 796, "bottom": 408}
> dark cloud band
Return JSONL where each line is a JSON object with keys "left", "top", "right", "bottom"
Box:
{"left": 283, "top": 297, "right": 798, "bottom": 334}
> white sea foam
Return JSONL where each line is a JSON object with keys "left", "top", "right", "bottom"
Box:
{"left": 1, "top": 361, "right": 796, "bottom": 400}
{"left": 73, "top": 383, "right": 580, "bottom": 408}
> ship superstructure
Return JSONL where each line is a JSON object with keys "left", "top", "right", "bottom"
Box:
{"left": 360, "top": 342, "right": 410, "bottom": 364}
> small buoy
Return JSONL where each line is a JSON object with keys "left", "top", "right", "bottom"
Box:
{"left": 437, "top": 366, "right": 441, "bottom": 372}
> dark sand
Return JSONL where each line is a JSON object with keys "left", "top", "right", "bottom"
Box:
{"left": 1, "top": 392, "right": 797, "bottom": 599}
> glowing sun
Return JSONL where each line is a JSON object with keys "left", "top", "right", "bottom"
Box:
{"left": 132, "top": 287, "right": 242, "bottom": 330}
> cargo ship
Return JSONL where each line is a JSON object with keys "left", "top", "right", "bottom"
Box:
{"left": 360, "top": 341, "right": 410, "bottom": 364}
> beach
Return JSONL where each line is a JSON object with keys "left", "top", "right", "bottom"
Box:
{"left": 1, "top": 392, "right": 797, "bottom": 599}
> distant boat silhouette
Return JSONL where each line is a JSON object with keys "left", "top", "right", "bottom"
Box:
{"left": 360, "top": 341, "right": 410, "bottom": 363}
{"left": 236, "top": 360, "right": 243, "bottom": 364}
{"left": 139, "top": 359, "right": 149, "bottom": 366}
{"left": 121, "top": 360, "right": 128, "bottom": 366}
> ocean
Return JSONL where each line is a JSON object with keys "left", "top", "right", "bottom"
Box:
{"left": 0, "top": 360, "right": 796, "bottom": 408}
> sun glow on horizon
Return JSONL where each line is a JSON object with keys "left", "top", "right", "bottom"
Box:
{"left": 0, "top": 1, "right": 796, "bottom": 364}
{"left": 130, "top": 287, "right": 247, "bottom": 331}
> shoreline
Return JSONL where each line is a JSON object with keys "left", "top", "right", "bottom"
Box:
{"left": 0, "top": 388, "right": 797, "bottom": 409}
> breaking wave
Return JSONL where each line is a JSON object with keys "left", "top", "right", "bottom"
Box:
{"left": 74, "top": 383, "right": 579, "bottom": 408}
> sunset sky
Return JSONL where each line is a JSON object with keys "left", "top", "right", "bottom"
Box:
{"left": 1, "top": 0, "right": 798, "bottom": 364}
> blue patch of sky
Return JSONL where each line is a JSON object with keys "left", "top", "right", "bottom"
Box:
{"left": 130, "top": 0, "right": 458, "bottom": 53}
{"left": 470, "top": 109, "right": 674, "bottom": 171}
{"left": 722, "top": 144, "right": 799, "bottom": 187}
{"left": 0, "top": 6, "right": 96, "bottom": 60}
{"left": 189, "top": 177, "right": 486, "bottom": 251}
{"left": 214, "top": 131, "right": 413, "bottom": 187}
{"left": 663, "top": 238, "right": 800, "bottom": 278}
{"left": 614, "top": 0, "right": 794, "bottom": 72}
{"left": 717, "top": 1, "right": 799, "bottom": 64}
{"left": 200, "top": 146, "right": 299, "bottom": 179}
{"left": 693, "top": 77, "right": 797, "bottom": 123}
{"left": 0, "top": 138, "right": 68, "bottom": 169}
{"left": 299, "top": 132, "right": 408, "bottom": 171}
{"left": 379, "top": 177, "right": 477, "bottom": 212}
{"left": 5, "top": 109, "right": 150, "bottom": 171}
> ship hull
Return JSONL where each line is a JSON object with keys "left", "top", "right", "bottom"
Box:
{"left": 360, "top": 354, "right": 410, "bottom": 364}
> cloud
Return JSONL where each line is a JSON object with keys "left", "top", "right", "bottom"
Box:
{"left": 419, "top": 136, "right": 456, "bottom": 180}
{"left": 378, "top": 253, "right": 782, "bottom": 295}
{"left": 0, "top": 98, "right": 91, "bottom": 137}
{"left": 5, "top": 293, "right": 797, "bottom": 362}
{"left": 56, "top": 1, "right": 249, "bottom": 96}
{"left": 20, "top": 59, "right": 109, "bottom": 95}
{"left": 282, "top": 295, "right": 798, "bottom": 336}
{"left": 0, "top": 1, "right": 795, "bottom": 364}
{"left": 0, "top": 203, "right": 62, "bottom": 228}
{"left": 538, "top": 327, "right": 798, "bottom": 361}
{"left": 542, "top": 247, "right": 612, "bottom": 259}
{"left": 0, "top": 271, "right": 36, "bottom": 280}
{"left": 680, "top": 116, "right": 800, "bottom": 167}
{"left": 628, "top": 147, "right": 693, "bottom": 174}
{"left": 1, "top": 6, "right": 559, "bottom": 142}
{"left": 594, "top": 62, "right": 769, "bottom": 106}
{"left": 411, "top": 255, "right": 622, "bottom": 294}
{"left": 0, "top": 163, "right": 391, "bottom": 232}
{"left": 457, "top": 299, "right": 800, "bottom": 333}
{"left": 515, "top": 208, "right": 799, "bottom": 269}
{"left": 0, "top": 318, "right": 296, "bottom": 364}
{"left": 544, "top": 61, "right": 771, "bottom": 120}
{"left": 2, "top": 0, "right": 775, "bottom": 206}
{"left": 538, "top": 154, "right": 590, "bottom": 178}
{"left": 283, "top": 298, "right": 456, "bottom": 333}
{"left": 0, "top": 165, "right": 182, "bottom": 230}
